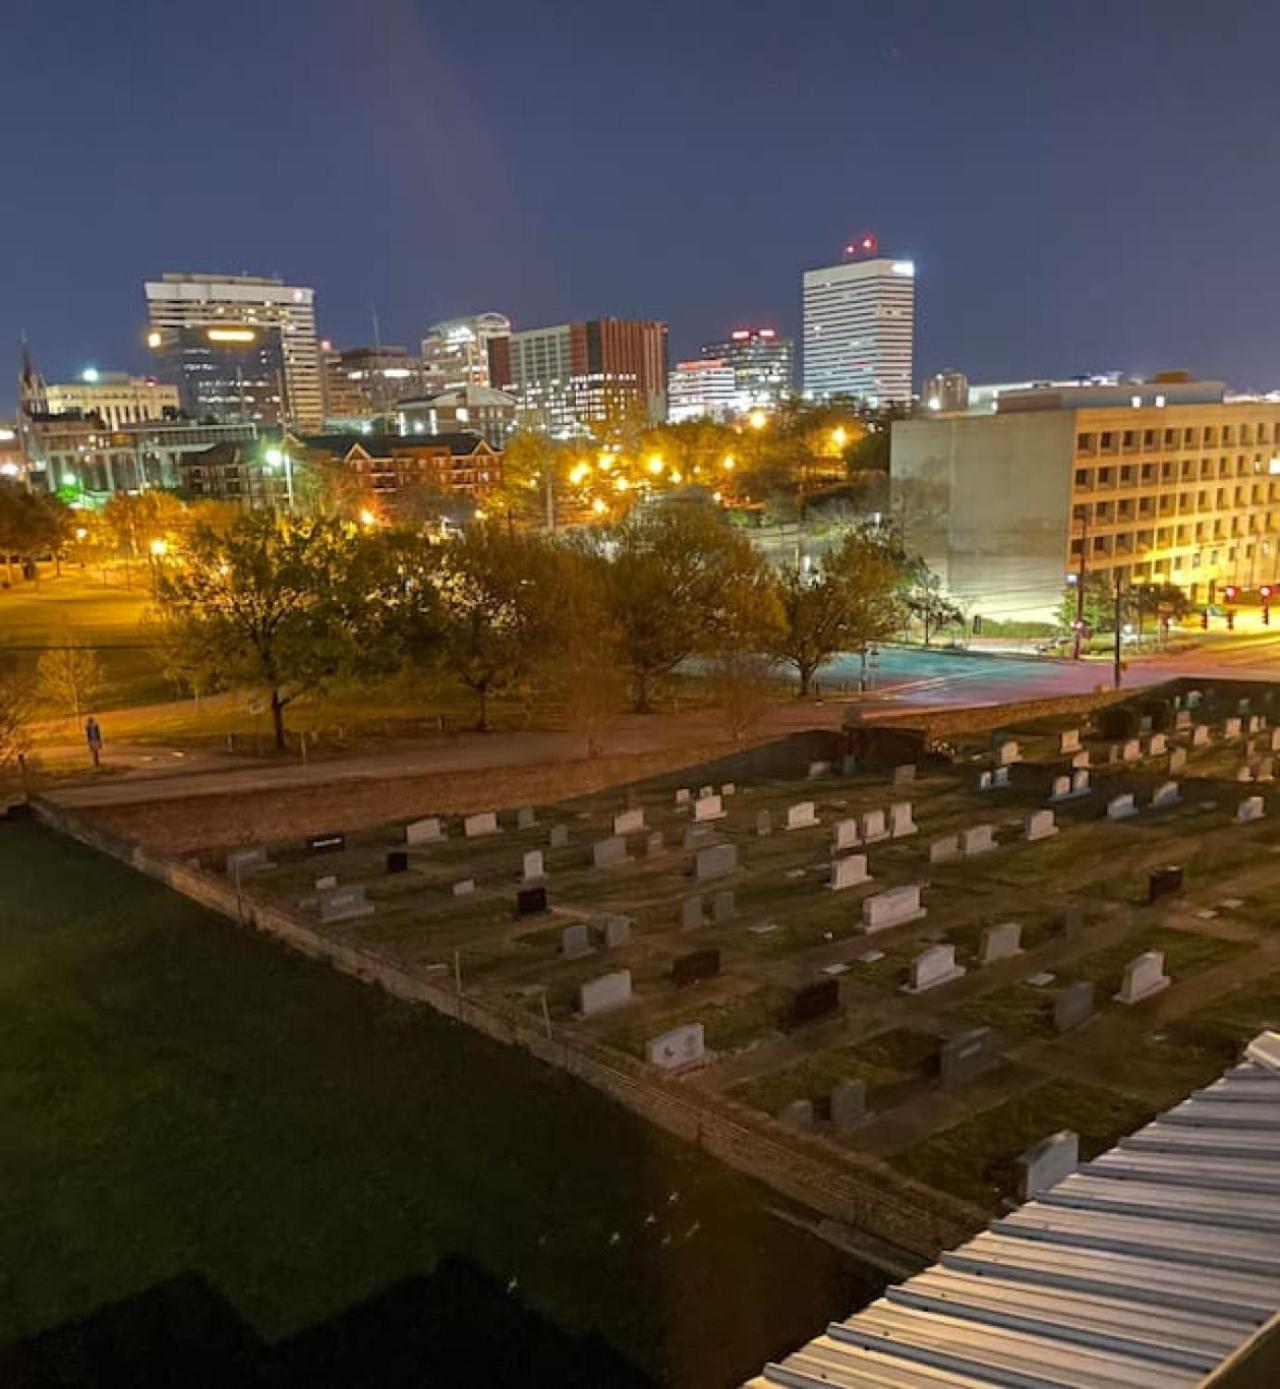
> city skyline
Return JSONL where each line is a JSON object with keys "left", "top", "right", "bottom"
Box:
{"left": 8, "top": 1, "right": 1280, "bottom": 413}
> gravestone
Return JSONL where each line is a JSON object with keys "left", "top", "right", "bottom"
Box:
{"left": 1256, "top": 757, "right": 1276, "bottom": 783}
{"left": 318, "top": 884, "right": 374, "bottom": 923}
{"left": 693, "top": 793, "right": 725, "bottom": 823}
{"left": 860, "top": 808, "right": 888, "bottom": 843}
{"left": 680, "top": 896, "right": 705, "bottom": 930}
{"left": 1175, "top": 709, "right": 1192, "bottom": 731}
{"left": 516, "top": 806, "right": 537, "bottom": 830}
{"left": 1248, "top": 715, "right": 1263, "bottom": 735}
{"left": 830, "top": 853, "right": 870, "bottom": 892}
{"left": 683, "top": 824, "right": 714, "bottom": 849}
{"left": 227, "top": 846, "right": 272, "bottom": 879}
{"left": 977, "top": 771, "right": 993, "bottom": 792}
{"left": 1270, "top": 728, "right": 1280, "bottom": 752}
{"left": 1071, "top": 768, "right": 1090, "bottom": 795}
{"left": 675, "top": 787, "right": 691, "bottom": 806}
{"left": 778, "top": 1099, "right": 814, "bottom": 1130}
{"left": 1050, "top": 775, "right": 1071, "bottom": 801}
{"left": 1191, "top": 724, "right": 1211, "bottom": 747}
{"left": 604, "top": 916, "right": 632, "bottom": 948}
{"left": 959, "top": 823, "right": 997, "bottom": 856}
{"left": 1017, "top": 1130, "right": 1079, "bottom": 1200}
{"left": 1025, "top": 808, "right": 1058, "bottom": 842}
{"left": 463, "top": 812, "right": 500, "bottom": 839}
{"left": 1059, "top": 728, "right": 1081, "bottom": 754}
{"left": 1121, "top": 738, "right": 1141, "bottom": 763}
{"left": 721, "top": 782, "right": 737, "bottom": 796}
{"left": 646, "top": 1022, "right": 706, "bottom": 1070}
{"left": 829, "top": 1078, "right": 868, "bottom": 1135}
{"left": 698, "top": 785, "right": 714, "bottom": 799}
{"left": 786, "top": 978, "right": 840, "bottom": 1028}
{"left": 862, "top": 883, "right": 926, "bottom": 932}
{"left": 522, "top": 849, "right": 545, "bottom": 882}
{"left": 712, "top": 889, "right": 736, "bottom": 923}
{"left": 832, "top": 818, "right": 860, "bottom": 852}
{"left": 1187, "top": 688, "right": 1203, "bottom": 708}
{"left": 671, "top": 948, "right": 720, "bottom": 985}
{"left": 1237, "top": 765, "right": 1255, "bottom": 783}
{"left": 515, "top": 885, "right": 549, "bottom": 917}
{"left": 1151, "top": 780, "right": 1180, "bottom": 810}
{"left": 1237, "top": 795, "right": 1266, "bottom": 823}
{"left": 1224, "top": 717, "right": 1242, "bottom": 739}
{"left": 1071, "top": 750, "right": 1090, "bottom": 770}
{"left": 1053, "top": 980, "right": 1094, "bottom": 1032}
{"left": 613, "top": 808, "right": 645, "bottom": 836}
{"left": 452, "top": 878, "right": 475, "bottom": 897}
{"left": 996, "top": 740, "right": 1020, "bottom": 766}
{"left": 903, "top": 943, "right": 966, "bottom": 994}
{"left": 889, "top": 802, "right": 917, "bottom": 838}
{"left": 841, "top": 753, "right": 858, "bottom": 776}
{"left": 307, "top": 832, "right": 345, "bottom": 855}
{"left": 593, "top": 836, "right": 629, "bottom": 868}
{"left": 645, "top": 830, "right": 665, "bottom": 858}
{"left": 1107, "top": 793, "right": 1137, "bottom": 820}
{"left": 695, "top": 842, "right": 738, "bottom": 880}
{"left": 315, "top": 874, "right": 337, "bottom": 891}
{"left": 578, "top": 970, "right": 632, "bottom": 1017}
{"left": 561, "top": 923, "right": 593, "bottom": 958}
{"left": 785, "top": 801, "right": 819, "bottom": 830}
{"left": 892, "top": 763, "right": 916, "bottom": 785}
{"left": 938, "top": 1027, "right": 999, "bottom": 1085}
{"left": 1169, "top": 747, "right": 1187, "bottom": 775}
{"left": 755, "top": 809, "right": 773, "bottom": 837}
{"left": 549, "top": 824, "right": 569, "bottom": 849}
{"left": 807, "top": 760, "right": 831, "bottom": 779}
{"left": 929, "top": 834, "right": 960, "bottom": 864}
{"left": 1115, "top": 950, "right": 1170, "bottom": 1005}
{"left": 992, "top": 766, "right": 1010, "bottom": 788}
{"left": 1147, "top": 732, "right": 1168, "bottom": 757}
{"left": 979, "top": 921, "right": 1023, "bottom": 964}
{"left": 386, "top": 850, "right": 409, "bottom": 874}
{"left": 405, "top": 817, "right": 443, "bottom": 846}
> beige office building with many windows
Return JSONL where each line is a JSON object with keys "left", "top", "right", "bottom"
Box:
{"left": 891, "top": 379, "right": 1280, "bottom": 622}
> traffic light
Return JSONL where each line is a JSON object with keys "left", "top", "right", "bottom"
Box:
{"left": 1223, "top": 584, "right": 1239, "bottom": 602}
{"left": 1262, "top": 585, "right": 1273, "bottom": 625}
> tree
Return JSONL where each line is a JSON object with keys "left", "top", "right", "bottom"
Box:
{"left": 153, "top": 513, "right": 364, "bottom": 750}
{"left": 767, "top": 529, "right": 906, "bottom": 695}
{"left": 433, "top": 521, "right": 562, "bottom": 731}
{"left": 0, "top": 481, "right": 73, "bottom": 585}
{"left": 903, "top": 562, "right": 963, "bottom": 645}
{"left": 36, "top": 636, "right": 106, "bottom": 727}
{"left": 706, "top": 652, "right": 781, "bottom": 747}
{"left": 1056, "top": 573, "right": 1130, "bottom": 635}
{"left": 595, "top": 504, "right": 770, "bottom": 713}
{"left": 104, "top": 490, "right": 186, "bottom": 561}
{"left": 0, "top": 668, "right": 33, "bottom": 782}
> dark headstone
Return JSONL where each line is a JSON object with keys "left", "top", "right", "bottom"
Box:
{"left": 786, "top": 979, "right": 840, "bottom": 1030}
{"left": 1099, "top": 706, "right": 1140, "bottom": 740}
{"left": 671, "top": 948, "right": 721, "bottom": 985}
{"left": 516, "top": 885, "right": 549, "bottom": 917}
{"left": 307, "top": 832, "right": 346, "bottom": 855}
{"left": 386, "top": 850, "right": 409, "bottom": 874}
{"left": 1053, "top": 981, "right": 1095, "bottom": 1032}
{"left": 1148, "top": 864, "right": 1183, "bottom": 904}
{"left": 937, "top": 1027, "right": 1000, "bottom": 1085}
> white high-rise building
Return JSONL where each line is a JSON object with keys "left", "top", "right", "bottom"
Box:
{"left": 802, "top": 254, "right": 915, "bottom": 406}
{"left": 144, "top": 272, "right": 323, "bottom": 430}
{"left": 667, "top": 359, "right": 738, "bottom": 422}
{"left": 421, "top": 313, "right": 511, "bottom": 394}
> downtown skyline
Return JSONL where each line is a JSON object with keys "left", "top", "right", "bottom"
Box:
{"left": 7, "top": 0, "right": 1280, "bottom": 408}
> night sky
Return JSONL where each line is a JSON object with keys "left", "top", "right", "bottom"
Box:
{"left": 6, "top": 0, "right": 1280, "bottom": 409}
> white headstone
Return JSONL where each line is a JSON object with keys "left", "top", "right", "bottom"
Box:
{"left": 1168, "top": 747, "right": 1187, "bottom": 774}
{"left": 452, "top": 878, "right": 475, "bottom": 897}
{"left": 1071, "top": 749, "right": 1091, "bottom": 770}
{"left": 1059, "top": 729, "right": 1081, "bottom": 754}
{"left": 889, "top": 802, "right": 918, "bottom": 838}
{"left": 860, "top": 808, "right": 888, "bottom": 843}
{"left": 1017, "top": 1130, "right": 1079, "bottom": 1200}
{"left": 992, "top": 766, "right": 1010, "bottom": 788}
{"left": 1121, "top": 738, "right": 1141, "bottom": 763}
{"left": 561, "top": 922, "right": 592, "bottom": 958}
{"left": 1151, "top": 780, "right": 1180, "bottom": 810}
{"left": 721, "top": 782, "right": 737, "bottom": 796}
{"left": 227, "top": 845, "right": 273, "bottom": 878}
{"left": 646, "top": 1022, "right": 706, "bottom": 1070}
{"left": 1050, "top": 775, "right": 1071, "bottom": 801}
{"left": 405, "top": 817, "right": 443, "bottom": 846}
{"left": 1270, "top": 728, "right": 1280, "bottom": 752}
{"left": 903, "top": 943, "right": 966, "bottom": 993}
{"left": 1107, "top": 793, "right": 1138, "bottom": 820}
{"left": 979, "top": 921, "right": 1023, "bottom": 964}
{"left": 1147, "top": 732, "right": 1167, "bottom": 757}
{"left": 977, "top": 770, "right": 993, "bottom": 792}
{"left": 862, "top": 883, "right": 926, "bottom": 933}
{"left": 996, "top": 739, "right": 1020, "bottom": 766}
{"left": 832, "top": 818, "right": 860, "bottom": 852}
{"left": 959, "top": 823, "right": 997, "bottom": 856}
{"left": 698, "top": 784, "right": 714, "bottom": 799}
{"left": 1071, "top": 768, "right": 1090, "bottom": 794}
{"left": 464, "top": 811, "right": 500, "bottom": 838}
{"left": 1191, "top": 724, "right": 1211, "bottom": 747}
{"left": 318, "top": 884, "right": 374, "bottom": 923}
{"left": 1237, "top": 795, "right": 1266, "bottom": 823}
{"left": 315, "top": 874, "right": 337, "bottom": 891}
{"left": 1025, "top": 808, "right": 1058, "bottom": 841}
{"left": 693, "top": 793, "right": 725, "bottom": 823}
{"left": 1224, "top": 717, "right": 1243, "bottom": 739}
{"left": 785, "top": 801, "right": 819, "bottom": 830}
{"left": 675, "top": 787, "right": 691, "bottom": 806}
{"left": 579, "top": 969, "right": 632, "bottom": 1017}
{"left": 522, "top": 849, "right": 545, "bottom": 882}
{"left": 929, "top": 834, "right": 960, "bottom": 864}
{"left": 1248, "top": 715, "right": 1263, "bottom": 735}
{"left": 613, "top": 807, "right": 645, "bottom": 836}
{"left": 808, "top": 760, "right": 831, "bottom": 779}
{"left": 1174, "top": 709, "right": 1191, "bottom": 731}
{"left": 892, "top": 763, "right": 916, "bottom": 785}
{"left": 593, "top": 837, "right": 629, "bottom": 868}
{"left": 604, "top": 916, "right": 633, "bottom": 948}
{"left": 1116, "top": 950, "right": 1170, "bottom": 1005}
{"left": 1256, "top": 757, "right": 1275, "bottom": 783}
{"left": 830, "top": 853, "right": 870, "bottom": 892}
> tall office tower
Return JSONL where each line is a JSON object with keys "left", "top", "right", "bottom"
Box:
{"left": 667, "top": 358, "right": 738, "bottom": 422}
{"left": 490, "top": 318, "right": 668, "bottom": 435}
{"left": 700, "top": 327, "right": 794, "bottom": 410}
{"left": 144, "top": 272, "right": 323, "bottom": 430}
{"left": 321, "top": 345, "right": 424, "bottom": 423}
{"left": 421, "top": 313, "right": 511, "bottom": 394}
{"left": 802, "top": 242, "right": 915, "bottom": 406}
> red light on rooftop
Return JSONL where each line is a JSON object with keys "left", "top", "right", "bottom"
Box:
{"left": 730, "top": 329, "right": 750, "bottom": 340}
{"left": 844, "top": 233, "right": 879, "bottom": 260}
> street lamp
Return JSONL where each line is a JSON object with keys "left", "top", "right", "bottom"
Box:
{"left": 263, "top": 445, "right": 295, "bottom": 511}
{"left": 149, "top": 538, "right": 168, "bottom": 558}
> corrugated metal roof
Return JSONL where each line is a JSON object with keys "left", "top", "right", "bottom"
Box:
{"left": 747, "top": 1034, "right": 1280, "bottom": 1388}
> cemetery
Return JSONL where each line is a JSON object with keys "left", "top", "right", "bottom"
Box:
{"left": 182, "top": 678, "right": 1280, "bottom": 1225}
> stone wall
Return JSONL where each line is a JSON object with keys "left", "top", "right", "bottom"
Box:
{"left": 34, "top": 796, "right": 984, "bottom": 1264}
{"left": 851, "top": 682, "right": 1142, "bottom": 741}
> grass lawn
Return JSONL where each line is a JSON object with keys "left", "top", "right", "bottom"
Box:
{"left": 0, "top": 819, "right": 874, "bottom": 1387}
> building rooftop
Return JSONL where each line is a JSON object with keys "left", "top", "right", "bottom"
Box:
{"left": 299, "top": 431, "right": 493, "bottom": 457}
{"left": 747, "top": 1032, "right": 1280, "bottom": 1389}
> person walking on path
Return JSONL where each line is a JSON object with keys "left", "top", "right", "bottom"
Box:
{"left": 85, "top": 716, "right": 103, "bottom": 768}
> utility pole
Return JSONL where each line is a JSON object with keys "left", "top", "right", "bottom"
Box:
{"left": 1072, "top": 512, "right": 1089, "bottom": 659}
{"left": 1113, "top": 571, "right": 1124, "bottom": 689}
